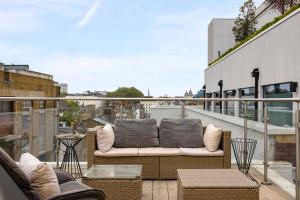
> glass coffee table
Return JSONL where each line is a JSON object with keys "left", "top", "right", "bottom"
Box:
{"left": 82, "top": 165, "right": 142, "bottom": 200}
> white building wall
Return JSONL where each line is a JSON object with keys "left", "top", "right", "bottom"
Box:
{"left": 205, "top": 9, "right": 300, "bottom": 97}
{"left": 208, "top": 19, "right": 236, "bottom": 63}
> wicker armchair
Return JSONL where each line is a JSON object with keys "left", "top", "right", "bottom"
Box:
{"left": 0, "top": 147, "right": 105, "bottom": 200}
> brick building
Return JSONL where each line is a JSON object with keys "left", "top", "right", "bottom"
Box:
{"left": 0, "top": 63, "right": 60, "bottom": 160}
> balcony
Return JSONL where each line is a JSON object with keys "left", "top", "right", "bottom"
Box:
{"left": 0, "top": 96, "right": 299, "bottom": 200}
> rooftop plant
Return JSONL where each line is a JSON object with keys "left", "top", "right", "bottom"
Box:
{"left": 208, "top": 3, "right": 300, "bottom": 67}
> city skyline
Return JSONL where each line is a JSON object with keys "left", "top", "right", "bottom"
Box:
{"left": 0, "top": 0, "right": 263, "bottom": 96}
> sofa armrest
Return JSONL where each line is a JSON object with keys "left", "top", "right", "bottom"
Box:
{"left": 86, "top": 130, "right": 97, "bottom": 168}
{"left": 47, "top": 189, "right": 105, "bottom": 200}
{"left": 54, "top": 170, "right": 75, "bottom": 184}
{"left": 222, "top": 130, "right": 231, "bottom": 169}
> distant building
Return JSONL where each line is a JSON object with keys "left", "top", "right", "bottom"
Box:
{"left": 0, "top": 63, "right": 60, "bottom": 160}
{"left": 59, "top": 83, "right": 68, "bottom": 94}
{"left": 184, "top": 89, "right": 194, "bottom": 98}
{"left": 194, "top": 90, "right": 205, "bottom": 98}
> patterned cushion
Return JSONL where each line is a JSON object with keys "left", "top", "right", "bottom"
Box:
{"left": 0, "top": 148, "right": 40, "bottom": 200}
{"left": 114, "top": 119, "right": 159, "bottom": 148}
{"left": 159, "top": 119, "right": 204, "bottom": 148}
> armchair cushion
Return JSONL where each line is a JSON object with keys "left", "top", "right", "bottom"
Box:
{"left": 19, "top": 153, "right": 60, "bottom": 199}
{"left": 0, "top": 148, "right": 40, "bottom": 200}
{"left": 47, "top": 181, "right": 105, "bottom": 200}
{"left": 54, "top": 170, "right": 75, "bottom": 185}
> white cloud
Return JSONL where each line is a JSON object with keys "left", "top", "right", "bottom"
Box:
{"left": 76, "top": 0, "right": 102, "bottom": 27}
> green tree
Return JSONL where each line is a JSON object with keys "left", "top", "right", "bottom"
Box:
{"left": 232, "top": 0, "right": 257, "bottom": 43}
{"left": 60, "top": 100, "right": 80, "bottom": 126}
{"left": 266, "top": 0, "right": 293, "bottom": 14}
{"left": 106, "top": 87, "right": 144, "bottom": 97}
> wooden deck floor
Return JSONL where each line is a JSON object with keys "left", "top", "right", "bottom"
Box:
{"left": 141, "top": 179, "right": 293, "bottom": 200}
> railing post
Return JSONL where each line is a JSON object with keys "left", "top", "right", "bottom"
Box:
{"left": 181, "top": 101, "right": 186, "bottom": 119}
{"left": 296, "top": 103, "right": 300, "bottom": 200}
{"left": 243, "top": 100, "right": 248, "bottom": 173}
{"left": 55, "top": 100, "right": 60, "bottom": 168}
{"left": 29, "top": 101, "right": 34, "bottom": 154}
{"left": 262, "top": 105, "right": 271, "bottom": 185}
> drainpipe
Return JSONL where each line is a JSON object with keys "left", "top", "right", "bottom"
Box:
{"left": 251, "top": 68, "right": 259, "bottom": 121}
{"left": 202, "top": 85, "right": 206, "bottom": 109}
{"left": 218, "top": 80, "right": 223, "bottom": 114}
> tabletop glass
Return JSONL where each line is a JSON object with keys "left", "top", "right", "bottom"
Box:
{"left": 83, "top": 165, "right": 142, "bottom": 180}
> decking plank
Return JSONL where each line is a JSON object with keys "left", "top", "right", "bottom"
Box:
{"left": 153, "top": 180, "right": 168, "bottom": 200}
{"left": 142, "top": 181, "right": 153, "bottom": 200}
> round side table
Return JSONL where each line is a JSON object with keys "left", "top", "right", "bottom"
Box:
{"left": 56, "top": 133, "right": 85, "bottom": 178}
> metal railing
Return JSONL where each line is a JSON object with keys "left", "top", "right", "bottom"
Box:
{"left": 0, "top": 96, "right": 299, "bottom": 199}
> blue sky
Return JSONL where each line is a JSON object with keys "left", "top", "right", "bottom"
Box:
{"left": 0, "top": 0, "right": 264, "bottom": 97}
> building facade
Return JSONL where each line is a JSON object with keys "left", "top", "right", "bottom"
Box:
{"left": 204, "top": 1, "right": 300, "bottom": 165}
{"left": 0, "top": 64, "right": 60, "bottom": 161}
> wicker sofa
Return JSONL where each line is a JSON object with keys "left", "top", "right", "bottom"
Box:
{"left": 86, "top": 125, "right": 231, "bottom": 180}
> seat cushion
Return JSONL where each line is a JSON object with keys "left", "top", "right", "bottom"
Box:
{"left": 94, "top": 148, "right": 138, "bottom": 157}
{"left": 159, "top": 119, "right": 204, "bottom": 148}
{"left": 97, "top": 124, "right": 115, "bottom": 153}
{"left": 138, "top": 148, "right": 180, "bottom": 156}
{"left": 59, "top": 181, "right": 90, "bottom": 193}
{"left": 114, "top": 118, "right": 159, "bottom": 148}
{"left": 19, "top": 153, "right": 60, "bottom": 199}
{"left": 203, "top": 124, "right": 223, "bottom": 152}
{"left": 0, "top": 148, "right": 40, "bottom": 200}
{"left": 179, "top": 147, "right": 224, "bottom": 156}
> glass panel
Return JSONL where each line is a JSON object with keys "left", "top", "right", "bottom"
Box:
{"left": 264, "top": 83, "right": 293, "bottom": 127}
{"left": 239, "top": 87, "right": 257, "bottom": 121}
{"left": 83, "top": 165, "right": 142, "bottom": 179}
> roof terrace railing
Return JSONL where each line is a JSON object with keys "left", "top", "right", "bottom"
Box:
{"left": 0, "top": 96, "right": 299, "bottom": 199}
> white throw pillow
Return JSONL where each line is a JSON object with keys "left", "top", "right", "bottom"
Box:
{"left": 97, "top": 124, "right": 115, "bottom": 153}
{"left": 19, "top": 153, "right": 60, "bottom": 199}
{"left": 203, "top": 124, "right": 223, "bottom": 152}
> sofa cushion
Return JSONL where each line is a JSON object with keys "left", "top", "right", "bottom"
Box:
{"left": 114, "top": 119, "right": 159, "bottom": 148}
{"left": 0, "top": 148, "right": 40, "bottom": 200}
{"left": 179, "top": 147, "right": 224, "bottom": 156}
{"left": 159, "top": 119, "right": 204, "bottom": 148}
{"left": 94, "top": 148, "right": 138, "bottom": 157}
{"left": 138, "top": 148, "right": 180, "bottom": 156}
{"left": 203, "top": 124, "right": 223, "bottom": 152}
{"left": 19, "top": 153, "right": 60, "bottom": 199}
{"left": 97, "top": 124, "right": 115, "bottom": 153}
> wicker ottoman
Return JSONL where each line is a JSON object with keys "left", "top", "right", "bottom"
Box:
{"left": 82, "top": 165, "right": 142, "bottom": 200}
{"left": 177, "top": 169, "right": 259, "bottom": 200}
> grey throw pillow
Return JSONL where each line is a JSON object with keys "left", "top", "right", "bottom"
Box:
{"left": 114, "top": 118, "right": 159, "bottom": 148}
{"left": 159, "top": 118, "right": 204, "bottom": 148}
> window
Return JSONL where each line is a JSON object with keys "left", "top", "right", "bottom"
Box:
{"left": 264, "top": 83, "right": 294, "bottom": 127}
{"left": 22, "top": 101, "right": 32, "bottom": 112}
{"left": 4, "top": 70, "right": 10, "bottom": 82}
{"left": 206, "top": 93, "right": 212, "bottom": 111}
{"left": 224, "top": 90, "right": 236, "bottom": 116}
{"left": 239, "top": 87, "right": 256, "bottom": 121}
{"left": 0, "top": 101, "right": 13, "bottom": 112}
{"left": 214, "top": 92, "right": 221, "bottom": 113}
{"left": 39, "top": 101, "right": 45, "bottom": 109}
